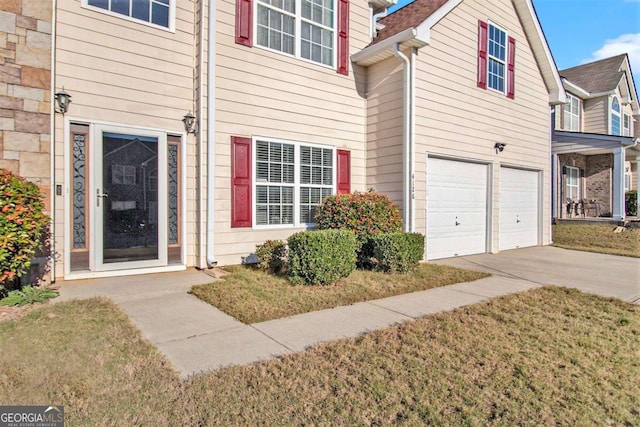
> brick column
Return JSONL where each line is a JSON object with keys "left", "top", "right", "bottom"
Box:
{"left": 0, "top": 0, "right": 52, "bottom": 211}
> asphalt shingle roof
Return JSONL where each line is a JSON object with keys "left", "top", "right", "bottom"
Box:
{"left": 372, "top": 0, "right": 449, "bottom": 45}
{"left": 559, "top": 54, "right": 627, "bottom": 94}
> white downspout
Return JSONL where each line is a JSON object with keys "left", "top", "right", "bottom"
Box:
{"left": 371, "top": 8, "right": 388, "bottom": 40}
{"left": 196, "top": 0, "right": 206, "bottom": 268}
{"left": 393, "top": 43, "right": 411, "bottom": 232}
{"left": 49, "top": 0, "right": 58, "bottom": 282}
{"left": 410, "top": 48, "right": 417, "bottom": 233}
{"left": 206, "top": 0, "right": 217, "bottom": 266}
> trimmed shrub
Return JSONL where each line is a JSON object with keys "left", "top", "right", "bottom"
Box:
{"left": 287, "top": 229, "right": 357, "bottom": 285}
{"left": 367, "top": 233, "right": 425, "bottom": 273}
{"left": 315, "top": 191, "right": 402, "bottom": 265}
{"left": 0, "top": 169, "right": 50, "bottom": 288}
{"left": 255, "top": 240, "right": 287, "bottom": 273}
{"left": 626, "top": 190, "right": 637, "bottom": 217}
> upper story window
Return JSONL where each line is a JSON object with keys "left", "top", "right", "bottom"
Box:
{"left": 623, "top": 114, "right": 631, "bottom": 136}
{"left": 487, "top": 24, "right": 506, "bottom": 93}
{"left": 256, "top": 0, "right": 335, "bottom": 67}
{"left": 85, "top": 0, "right": 174, "bottom": 31}
{"left": 477, "top": 20, "right": 515, "bottom": 99}
{"left": 611, "top": 96, "right": 621, "bottom": 135}
{"left": 563, "top": 93, "right": 581, "bottom": 131}
{"left": 255, "top": 138, "right": 334, "bottom": 227}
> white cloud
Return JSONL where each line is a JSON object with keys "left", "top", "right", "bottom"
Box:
{"left": 583, "top": 33, "right": 640, "bottom": 82}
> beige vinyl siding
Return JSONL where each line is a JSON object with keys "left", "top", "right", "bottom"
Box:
{"left": 583, "top": 97, "right": 607, "bottom": 134}
{"left": 417, "top": 0, "right": 552, "bottom": 253}
{"left": 365, "top": 0, "right": 553, "bottom": 256}
{"left": 54, "top": 0, "right": 198, "bottom": 276}
{"left": 211, "top": 0, "right": 370, "bottom": 265}
{"left": 365, "top": 56, "right": 404, "bottom": 203}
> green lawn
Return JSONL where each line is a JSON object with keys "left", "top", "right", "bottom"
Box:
{"left": 553, "top": 224, "right": 640, "bottom": 257}
{"left": 1, "top": 287, "right": 638, "bottom": 425}
{"left": 190, "top": 264, "right": 489, "bottom": 323}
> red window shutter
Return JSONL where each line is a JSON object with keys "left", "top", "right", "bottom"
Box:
{"left": 337, "top": 0, "right": 349, "bottom": 76}
{"left": 231, "top": 137, "right": 252, "bottom": 227}
{"left": 235, "top": 0, "right": 253, "bottom": 47}
{"left": 337, "top": 149, "right": 350, "bottom": 194}
{"left": 507, "top": 36, "right": 516, "bottom": 99}
{"left": 477, "top": 20, "right": 488, "bottom": 89}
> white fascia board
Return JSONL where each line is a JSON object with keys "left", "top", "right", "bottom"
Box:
{"left": 351, "top": 28, "right": 418, "bottom": 66}
{"left": 369, "top": 0, "right": 397, "bottom": 12}
{"left": 562, "top": 79, "right": 590, "bottom": 99}
{"left": 512, "top": 0, "right": 566, "bottom": 105}
{"left": 415, "top": 0, "right": 462, "bottom": 44}
{"left": 553, "top": 130, "right": 637, "bottom": 146}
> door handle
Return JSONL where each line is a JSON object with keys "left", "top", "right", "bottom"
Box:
{"left": 455, "top": 216, "right": 461, "bottom": 226}
{"left": 96, "top": 189, "right": 108, "bottom": 207}
{"left": 516, "top": 215, "right": 521, "bottom": 224}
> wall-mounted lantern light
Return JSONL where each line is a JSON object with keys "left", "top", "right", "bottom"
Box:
{"left": 183, "top": 111, "right": 198, "bottom": 134}
{"left": 54, "top": 88, "right": 71, "bottom": 114}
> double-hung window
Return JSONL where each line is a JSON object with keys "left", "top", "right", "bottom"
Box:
{"left": 256, "top": 0, "right": 335, "bottom": 66}
{"left": 487, "top": 23, "right": 507, "bottom": 93}
{"left": 563, "top": 93, "right": 581, "bottom": 131}
{"left": 565, "top": 166, "right": 579, "bottom": 201}
{"left": 85, "top": 0, "right": 173, "bottom": 30}
{"left": 611, "top": 96, "right": 621, "bottom": 135}
{"left": 255, "top": 139, "right": 334, "bottom": 227}
{"left": 623, "top": 114, "right": 631, "bottom": 136}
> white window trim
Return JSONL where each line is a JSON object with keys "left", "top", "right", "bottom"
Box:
{"left": 253, "top": 0, "right": 337, "bottom": 70}
{"left": 565, "top": 166, "right": 580, "bottom": 201}
{"left": 610, "top": 96, "right": 621, "bottom": 135}
{"left": 486, "top": 21, "right": 508, "bottom": 95}
{"left": 623, "top": 113, "right": 631, "bottom": 136}
{"left": 563, "top": 93, "right": 581, "bottom": 132}
{"left": 81, "top": 0, "right": 176, "bottom": 33}
{"left": 252, "top": 136, "right": 337, "bottom": 229}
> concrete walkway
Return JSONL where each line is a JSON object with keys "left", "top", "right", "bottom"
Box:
{"left": 56, "top": 247, "right": 639, "bottom": 378}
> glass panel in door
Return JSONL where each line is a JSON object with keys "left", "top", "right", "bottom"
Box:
{"left": 101, "top": 132, "right": 159, "bottom": 264}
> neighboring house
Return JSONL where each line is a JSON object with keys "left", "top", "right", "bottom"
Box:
{"left": 552, "top": 54, "right": 640, "bottom": 221}
{"left": 3, "top": 0, "right": 564, "bottom": 281}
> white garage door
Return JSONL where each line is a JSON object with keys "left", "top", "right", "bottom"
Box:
{"left": 499, "top": 167, "right": 539, "bottom": 251}
{"left": 427, "top": 158, "right": 488, "bottom": 260}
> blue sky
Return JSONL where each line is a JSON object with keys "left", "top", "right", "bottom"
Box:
{"left": 388, "top": 0, "right": 640, "bottom": 84}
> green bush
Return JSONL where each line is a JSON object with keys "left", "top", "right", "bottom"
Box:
{"left": 315, "top": 191, "right": 402, "bottom": 265}
{"left": 367, "top": 233, "right": 425, "bottom": 273}
{"left": 626, "top": 190, "right": 637, "bottom": 217}
{"left": 0, "top": 169, "right": 50, "bottom": 288}
{"left": 255, "top": 240, "right": 287, "bottom": 273}
{"left": 0, "top": 285, "right": 58, "bottom": 306}
{"left": 287, "top": 229, "right": 356, "bottom": 286}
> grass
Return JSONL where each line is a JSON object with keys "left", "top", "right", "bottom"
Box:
{"left": 553, "top": 224, "right": 640, "bottom": 257}
{"left": 1, "top": 287, "right": 638, "bottom": 425}
{"left": 190, "top": 264, "right": 490, "bottom": 323}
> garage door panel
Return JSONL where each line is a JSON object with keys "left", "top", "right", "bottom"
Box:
{"left": 427, "top": 158, "right": 488, "bottom": 260}
{"left": 500, "top": 168, "right": 539, "bottom": 251}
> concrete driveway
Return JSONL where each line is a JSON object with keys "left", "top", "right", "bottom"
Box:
{"left": 437, "top": 246, "right": 640, "bottom": 304}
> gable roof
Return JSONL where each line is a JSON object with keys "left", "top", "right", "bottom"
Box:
{"left": 560, "top": 54, "right": 627, "bottom": 94}
{"left": 351, "top": 0, "right": 566, "bottom": 104}
{"left": 372, "top": 0, "right": 449, "bottom": 46}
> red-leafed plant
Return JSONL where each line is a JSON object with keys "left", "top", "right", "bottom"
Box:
{"left": 0, "top": 169, "right": 50, "bottom": 289}
{"left": 314, "top": 191, "right": 402, "bottom": 266}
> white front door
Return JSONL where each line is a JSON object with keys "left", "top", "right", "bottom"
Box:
{"left": 92, "top": 125, "right": 168, "bottom": 271}
{"left": 499, "top": 167, "right": 539, "bottom": 251}
{"left": 426, "top": 158, "right": 488, "bottom": 260}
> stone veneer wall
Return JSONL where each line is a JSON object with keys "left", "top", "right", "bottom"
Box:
{"left": 586, "top": 154, "right": 613, "bottom": 216}
{"left": 0, "top": 0, "right": 52, "bottom": 211}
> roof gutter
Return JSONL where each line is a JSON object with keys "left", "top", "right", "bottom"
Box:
{"left": 352, "top": 28, "right": 417, "bottom": 66}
